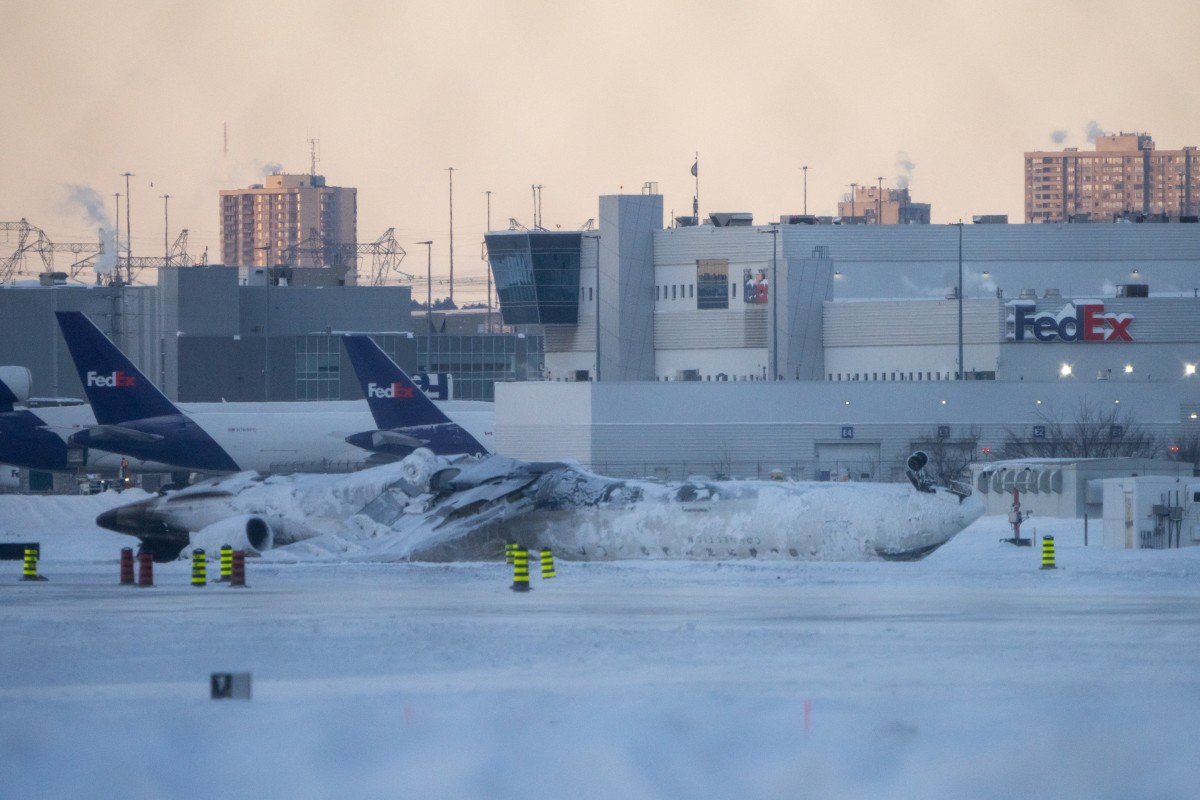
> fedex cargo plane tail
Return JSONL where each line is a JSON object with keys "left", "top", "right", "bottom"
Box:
{"left": 54, "top": 311, "right": 240, "bottom": 473}
{"left": 341, "top": 335, "right": 489, "bottom": 458}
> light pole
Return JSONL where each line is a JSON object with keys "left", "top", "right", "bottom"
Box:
{"left": 801, "top": 165, "right": 808, "bottom": 215}
{"left": 447, "top": 167, "right": 455, "bottom": 306}
{"left": 161, "top": 194, "right": 170, "bottom": 266}
{"left": 121, "top": 172, "right": 134, "bottom": 285}
{"left": 876, "top": 176, "right": 883, "bottom": 224}
{"left": 760, "top": 224, "right": 780, "bottom": 379}
{"left": 113, "top": 193, "right": 121, "bottom": 282}
{"left": 418, "top": 241, "right": 433, "bottom": 370}
{"left": 849, "top": 183, "right": 858, "bottom": 220}
{"left": 484, "top": 190, "right": 493, "bottom": 333}
{"left": 954, "top": 221, "right": 964, "bottom": 380}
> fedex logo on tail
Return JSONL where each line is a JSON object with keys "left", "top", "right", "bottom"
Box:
{"left": 1012, "top": 302, "right": 1133, "bottom": 343}
{"left": 367, "top": 382, "right": 414, "bottom": 399}
{"left": 86, "top": 370, "right": 137, "bottom": 388}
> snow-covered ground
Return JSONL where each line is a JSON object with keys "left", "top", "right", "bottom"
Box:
{"left": 2, "top": 491, "right": 1198, "bottom": 799}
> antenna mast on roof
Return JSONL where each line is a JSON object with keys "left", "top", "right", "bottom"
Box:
{"left": 308, "top": 138, "right": 320, "bottom": 176}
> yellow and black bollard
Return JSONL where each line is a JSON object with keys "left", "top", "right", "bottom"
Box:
{"left": 192, "top": 549, "right": 207, "bottom": 587}
{"left": 21, "top": 546, "right": 46, "bottom": 582}
{"left": 1040, "top": 535, "right": 1056, "bottom": 570}
{"left": 540, "top": 548, "right": 556, "bottom": 579}
{"left": 218, "top": 545, "right": 233, "bottom": 583}
{"left": 511, "top": 546, "right": 531, "bottom": 592}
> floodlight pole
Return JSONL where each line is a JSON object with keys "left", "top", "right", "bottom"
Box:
{"left": 955, "top": 220, "right": 964, "bottom": 380}
{"left": 418, "top": 241, "right": 433, "bottom": 370}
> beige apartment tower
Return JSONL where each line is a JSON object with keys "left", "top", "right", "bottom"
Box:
{"left": 836, "top": 185, "right": 931, "bottom": 224}
{"left": 220, "top": 173, "right": 358, "bottom": 281}
{"left": 1025, "top": 133, "right": 1198, "bottom": 223}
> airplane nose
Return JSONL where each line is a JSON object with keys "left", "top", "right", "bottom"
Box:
{"left": 96, "top": 507, "right": 122, "bottom": 532}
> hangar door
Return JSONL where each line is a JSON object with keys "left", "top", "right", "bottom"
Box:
{"left": 815, "top": 442, "right": 881, "bottom": 481}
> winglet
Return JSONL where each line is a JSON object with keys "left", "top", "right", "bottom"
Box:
{"left": 54, "top": 311, "right": 179, "bottom": 423}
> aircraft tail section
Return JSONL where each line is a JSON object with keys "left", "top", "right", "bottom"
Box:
{"left": 342, "top": 335, "right": 450, "bottom": 429}
{"left": 55, "top": 311, "right": 179, "bottom": 424}
{"left": 342, "top": 335, "right": 488, "bottom": 457}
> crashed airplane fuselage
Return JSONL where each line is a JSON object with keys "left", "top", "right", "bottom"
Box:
{"left": 97, "top": 450, "right": 985, "bottom": 562}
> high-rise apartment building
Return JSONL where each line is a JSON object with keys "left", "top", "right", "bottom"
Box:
{"left": 1025, "top": 133, "right": 1198, "bottom": 223}
{"left": 220, "top": 173, "right": 358, "bottom": 280}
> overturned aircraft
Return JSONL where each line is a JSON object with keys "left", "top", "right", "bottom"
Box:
{"left": 97, "top": 450, "right": 984, "bottom": 563}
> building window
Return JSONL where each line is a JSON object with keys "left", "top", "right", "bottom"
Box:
{"left": 295, "top": 335, "right": 341, "bottom": 400}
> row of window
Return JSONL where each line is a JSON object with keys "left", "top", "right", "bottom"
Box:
{"left": 656, "top": 282, "right": 745, "bottom": 302}
{"left": 830, "top": 371, "right": 960, "bottom": 382}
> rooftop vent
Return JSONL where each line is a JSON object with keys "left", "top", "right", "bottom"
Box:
{"left": 1018, "top": 288, "right": 1037, "bottom": 300}
{"left": 708, "top": 212, "right": 753, "bottom": 227}
{"left": 1116, "top": 283, "right": 1149, "bottom": 298}
{"left": 1043, "top": 288, "right": 1062, "bottom": 300}
{"left": 971, "top": 214, "right": 1008, "bottom": 224}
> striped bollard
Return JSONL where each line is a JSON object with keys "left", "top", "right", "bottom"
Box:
{"left": 119, "top": 547, "right": 135, "bottom": 585}
{"left": 229, "top": 550, "right": 247, "bottom": 588}
{"left": 137, "top": 550, "right": 154, "bottom": 587}
{"left": 21, "top": 547, "right": 43, "bottom": 581}
{"left": 511, "top": 546, "right": 531, "bottom": 592}
{"left": 1040, "top": 535, "right": 1056, "bottom": 570}
{"left": 540, "top": 549, "right": 556, "bottom": 579}
{"left": 505, "top": 540, "right": 516, "bottom": 564}
{"left": 218, "top": 545, "right": 233, "bottom": 582}
{"left": 192, "top": 549, "right": 207, "bottom": 587}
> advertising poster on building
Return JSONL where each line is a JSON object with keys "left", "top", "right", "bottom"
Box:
{"left": 696, "top": 259, "right": 729, "bottom": 310}
{"left": 743, "top": 268, "right": 768, "bottom": 305}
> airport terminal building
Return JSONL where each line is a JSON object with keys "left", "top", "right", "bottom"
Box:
{"left": 486, "top": 194, "right": 1200, "bottom": 480}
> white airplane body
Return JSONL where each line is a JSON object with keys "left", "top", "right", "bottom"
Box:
{"left": 98, "top": 449, "right": 984, "bottom": 563}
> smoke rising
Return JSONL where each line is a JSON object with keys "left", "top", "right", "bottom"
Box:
{"left": 1051, "top": 130, "right": 1068, "bottom": 144}
{"left": 262, "top": 162, "right": 284, "bottom": 176}
{"left": 895, "top": 152, "right": 915, "bottom": 191}
{"left": 65, "top": 184, "right": 117, "bottom": 274}
{"left": 1086, "top": 121, "right": 1106, "bottom": 143}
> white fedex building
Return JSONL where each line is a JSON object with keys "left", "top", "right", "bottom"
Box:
{"left": 487, "top": 194, "right": 1200, "bottom": 485}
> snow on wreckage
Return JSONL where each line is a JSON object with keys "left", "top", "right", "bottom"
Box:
{"left": 96, "top": 448, "right": 983, "bottom": 563}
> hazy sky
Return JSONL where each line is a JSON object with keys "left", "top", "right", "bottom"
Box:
{"left": 6, "top": 0, "right": 1200, "bottom": 301}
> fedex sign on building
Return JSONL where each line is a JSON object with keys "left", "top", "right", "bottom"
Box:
{"left": 1011, "top": 301, "right": 1133, "bottom": 343}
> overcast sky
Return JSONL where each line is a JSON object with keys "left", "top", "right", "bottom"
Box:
{"left": 6, "top": 0, "right": 1200, "bottom": 300}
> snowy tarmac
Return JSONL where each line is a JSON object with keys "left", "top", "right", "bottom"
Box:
{"left": 2, "top": 492, "right": 1199, "bottom": 799}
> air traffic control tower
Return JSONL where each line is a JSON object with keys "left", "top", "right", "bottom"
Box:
{"left": 484, "top": 193, "right": 662, "bottom": 382}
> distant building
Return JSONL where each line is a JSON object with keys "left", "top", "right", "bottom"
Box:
{"left": 220, "top": 173, "right": 358, "bottom": 282}
{"left": 1024, "top": 133, "right": 1199, "bottom": 223}
{"left": 836, "top": 185, "right": 930, "bottom": 224}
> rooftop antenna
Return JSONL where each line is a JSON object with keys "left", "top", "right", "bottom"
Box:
{"left": 531, "top": 184, "right": 544, "bottom": 229}
{"left": 692, "top": 152, "right": 699, "bottom": 222}
{"left": 308, "top": 138, "right": 320, "bottom": 176}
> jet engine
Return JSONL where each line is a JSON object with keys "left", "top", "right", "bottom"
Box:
{"left": 0, "top": 366, "right": 32, "bottom": 403}
{"left": 189, "top": 514, "right": 275, "bottom": 555}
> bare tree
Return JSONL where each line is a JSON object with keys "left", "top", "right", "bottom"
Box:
{"left": 909, "top": 426, "right": 980, "bottom": 485}
{"left": 998, "top": 400, "right": 1157, "bottom": 460}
